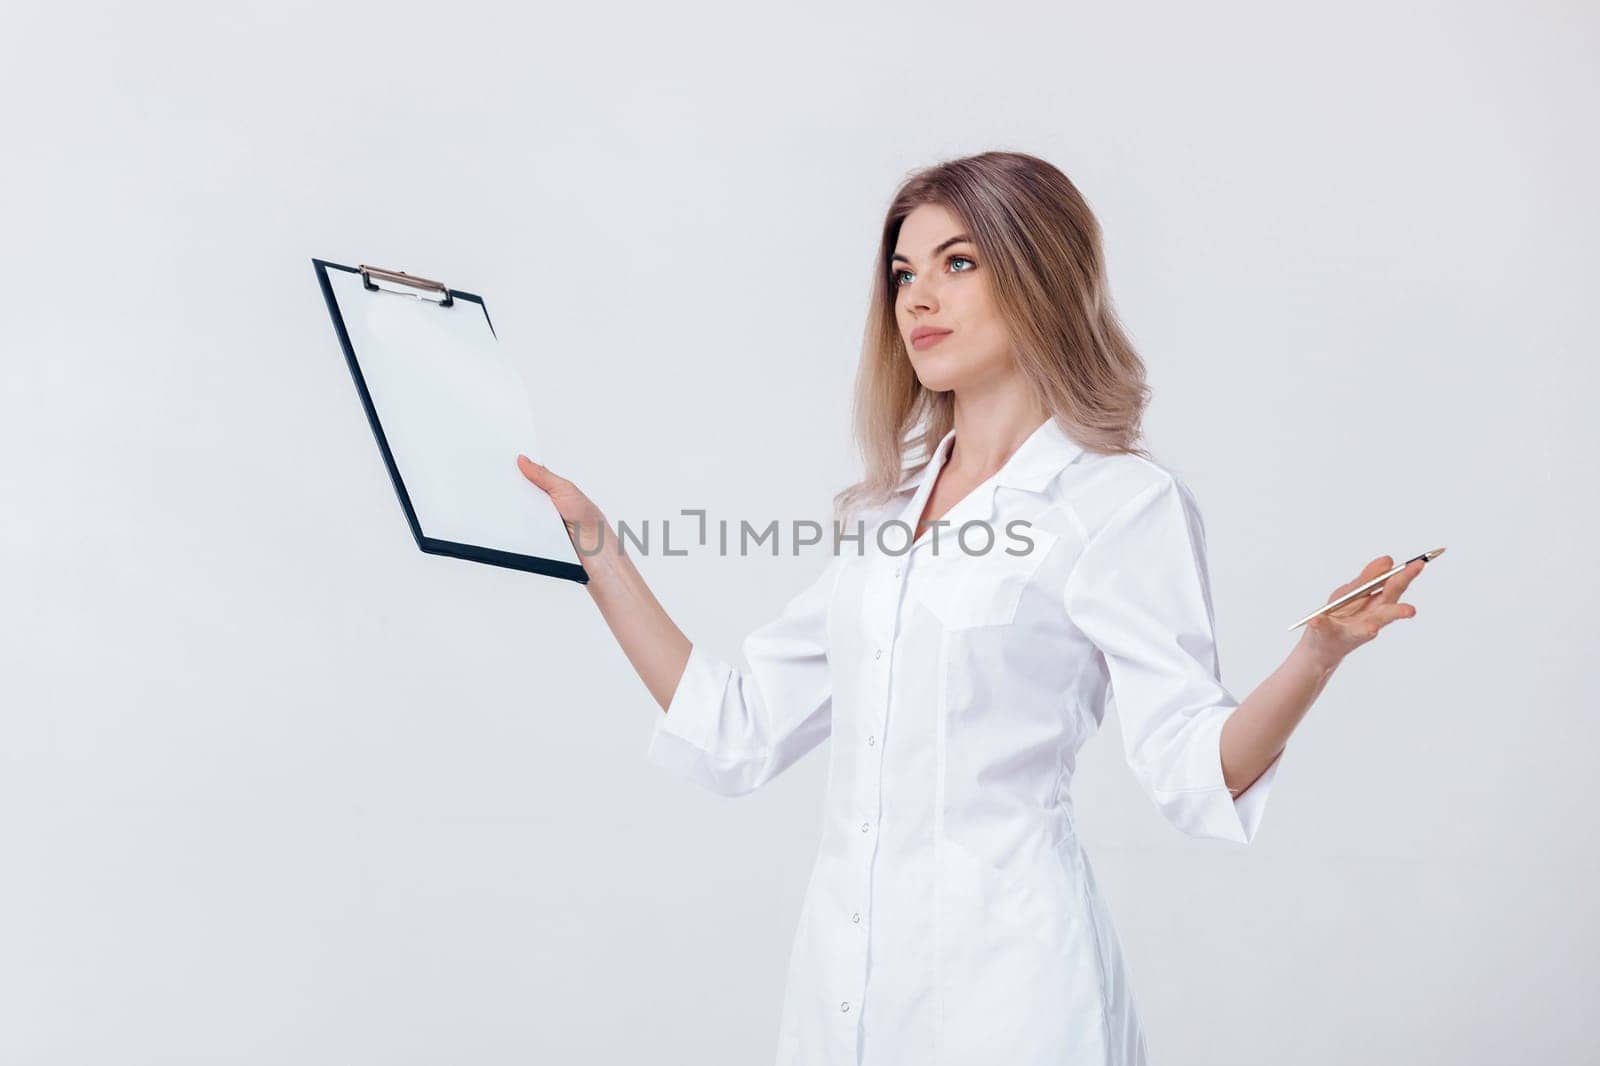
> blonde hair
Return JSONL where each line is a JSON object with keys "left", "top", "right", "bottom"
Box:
{"left": 832, "top": 150, "right": 1154, "bottom": 527}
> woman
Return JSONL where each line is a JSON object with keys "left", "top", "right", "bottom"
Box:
{"left": 516, "top": 151, "right": 1423, "bottom": 1065}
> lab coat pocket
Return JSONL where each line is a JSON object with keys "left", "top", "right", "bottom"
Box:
{"left": 910, "top": 526, "right": 1058, "bottom": 630}
{"left": 939, "top": 822, "right": 1085, "bottom": 957}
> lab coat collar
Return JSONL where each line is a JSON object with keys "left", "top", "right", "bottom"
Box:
{"left": 892, "top": 415, "right": 1085, "bottom": 545}
{"left": 895, "top": 415, "right": 1085, "bottom": 495}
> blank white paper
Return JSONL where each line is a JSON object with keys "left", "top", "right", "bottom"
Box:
{"left": 326, "top": 267, "right": 580, "bottom": 570}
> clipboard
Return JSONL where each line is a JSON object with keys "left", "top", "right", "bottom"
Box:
{"left": 312, "top": 258, "right": 587, "bottom": 584}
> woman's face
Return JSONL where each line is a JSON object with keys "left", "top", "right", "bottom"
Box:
{"left": 892, "top": 202, "right": 1014, "bottom": 394}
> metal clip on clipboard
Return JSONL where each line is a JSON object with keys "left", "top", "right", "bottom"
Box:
{"left": 359, "top": 263, "right": 455, "bottom": 308}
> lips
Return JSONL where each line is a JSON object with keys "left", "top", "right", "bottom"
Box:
{"left": 910, "top": 327, "right": 952, "bottom": 350}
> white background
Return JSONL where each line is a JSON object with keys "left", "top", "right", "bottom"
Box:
{"left": 2, "top": 2, "right": 1595, "bottom": 1063}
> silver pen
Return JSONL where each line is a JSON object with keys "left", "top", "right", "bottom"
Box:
{"left": 1287, "top": 547, "right": 1446, "bottom": 631}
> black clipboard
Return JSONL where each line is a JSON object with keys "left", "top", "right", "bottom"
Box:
{"left": 313, "top": 258, "right": 588, "bottom": 584}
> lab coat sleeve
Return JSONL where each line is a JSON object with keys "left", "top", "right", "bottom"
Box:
{"left": 1063, "top": 475, "right": 1283, "bottom": 843}
{"left": 645, "top": 554, "right": 844, "bottom": 797}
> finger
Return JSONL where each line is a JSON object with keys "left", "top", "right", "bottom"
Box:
{"left": 1376, "top": 559, "right": 1425, "bottom": 604}
{"left": 1330, "top": 556, "right": 1393, "bottom": 600}
{"left": 1359, "top": 555, "right": 1393, "bottom": 583}
{"left": 516, "top": 454, "right": 556, "bottom": 485}
{"left": 1329, "top": 577, "right": 1362, "bottom": 601}
{"left": 1374, "top": 602, "right": 1418, "bottom": 626}
{"left": 521, "top": 457, "right": 582, "bottom": 501}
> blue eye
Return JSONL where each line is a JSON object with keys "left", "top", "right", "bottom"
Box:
{"left": 892, "top": 255, "right": 976, "bottom": 288}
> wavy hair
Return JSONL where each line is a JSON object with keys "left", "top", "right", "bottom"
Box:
{"left": 832, "top": 151, "right": 1154, "bottom": 527}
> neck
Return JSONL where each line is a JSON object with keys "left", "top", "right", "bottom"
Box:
{"left": 947, "top": 395, "right": 1049, "bottom": 479}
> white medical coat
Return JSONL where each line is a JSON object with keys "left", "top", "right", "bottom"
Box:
{"left": 646, "top": 415, "right": 1284, "bottom": 1065}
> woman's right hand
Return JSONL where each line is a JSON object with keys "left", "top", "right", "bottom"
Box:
{"left": 518, "top": 452, "right": 692, "bottom": 712}
{"left": 515, "top": 453, "right": 611, "bottom": 559}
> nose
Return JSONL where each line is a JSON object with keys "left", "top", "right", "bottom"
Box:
{"left": 902, "top": 272, "right": 937, "bottom": 313}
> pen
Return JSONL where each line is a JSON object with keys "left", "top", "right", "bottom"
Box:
{"left": 1287, "top": 547, "right": 1446, "bottom": 631}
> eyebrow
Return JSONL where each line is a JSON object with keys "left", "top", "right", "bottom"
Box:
{"left": 890, "top": 234, "right": 974, "bottom": 266}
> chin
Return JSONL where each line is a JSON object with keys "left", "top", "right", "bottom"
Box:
{"left": 909, "top": 358, "right": 966, "bottom": 394}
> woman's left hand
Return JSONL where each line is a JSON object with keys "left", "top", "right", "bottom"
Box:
{"left": 1299, "top": 555, "right": 1425, "bottom": 667}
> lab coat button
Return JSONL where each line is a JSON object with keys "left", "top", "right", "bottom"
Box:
{"left": 841, "top": 1001, "right": 851, "bottom": 1013}
{"left": 852, "top": 912, "right": 861, "bottom": 923}
{"left": 867, "top": 735, "right": 876, "bottom": 746}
